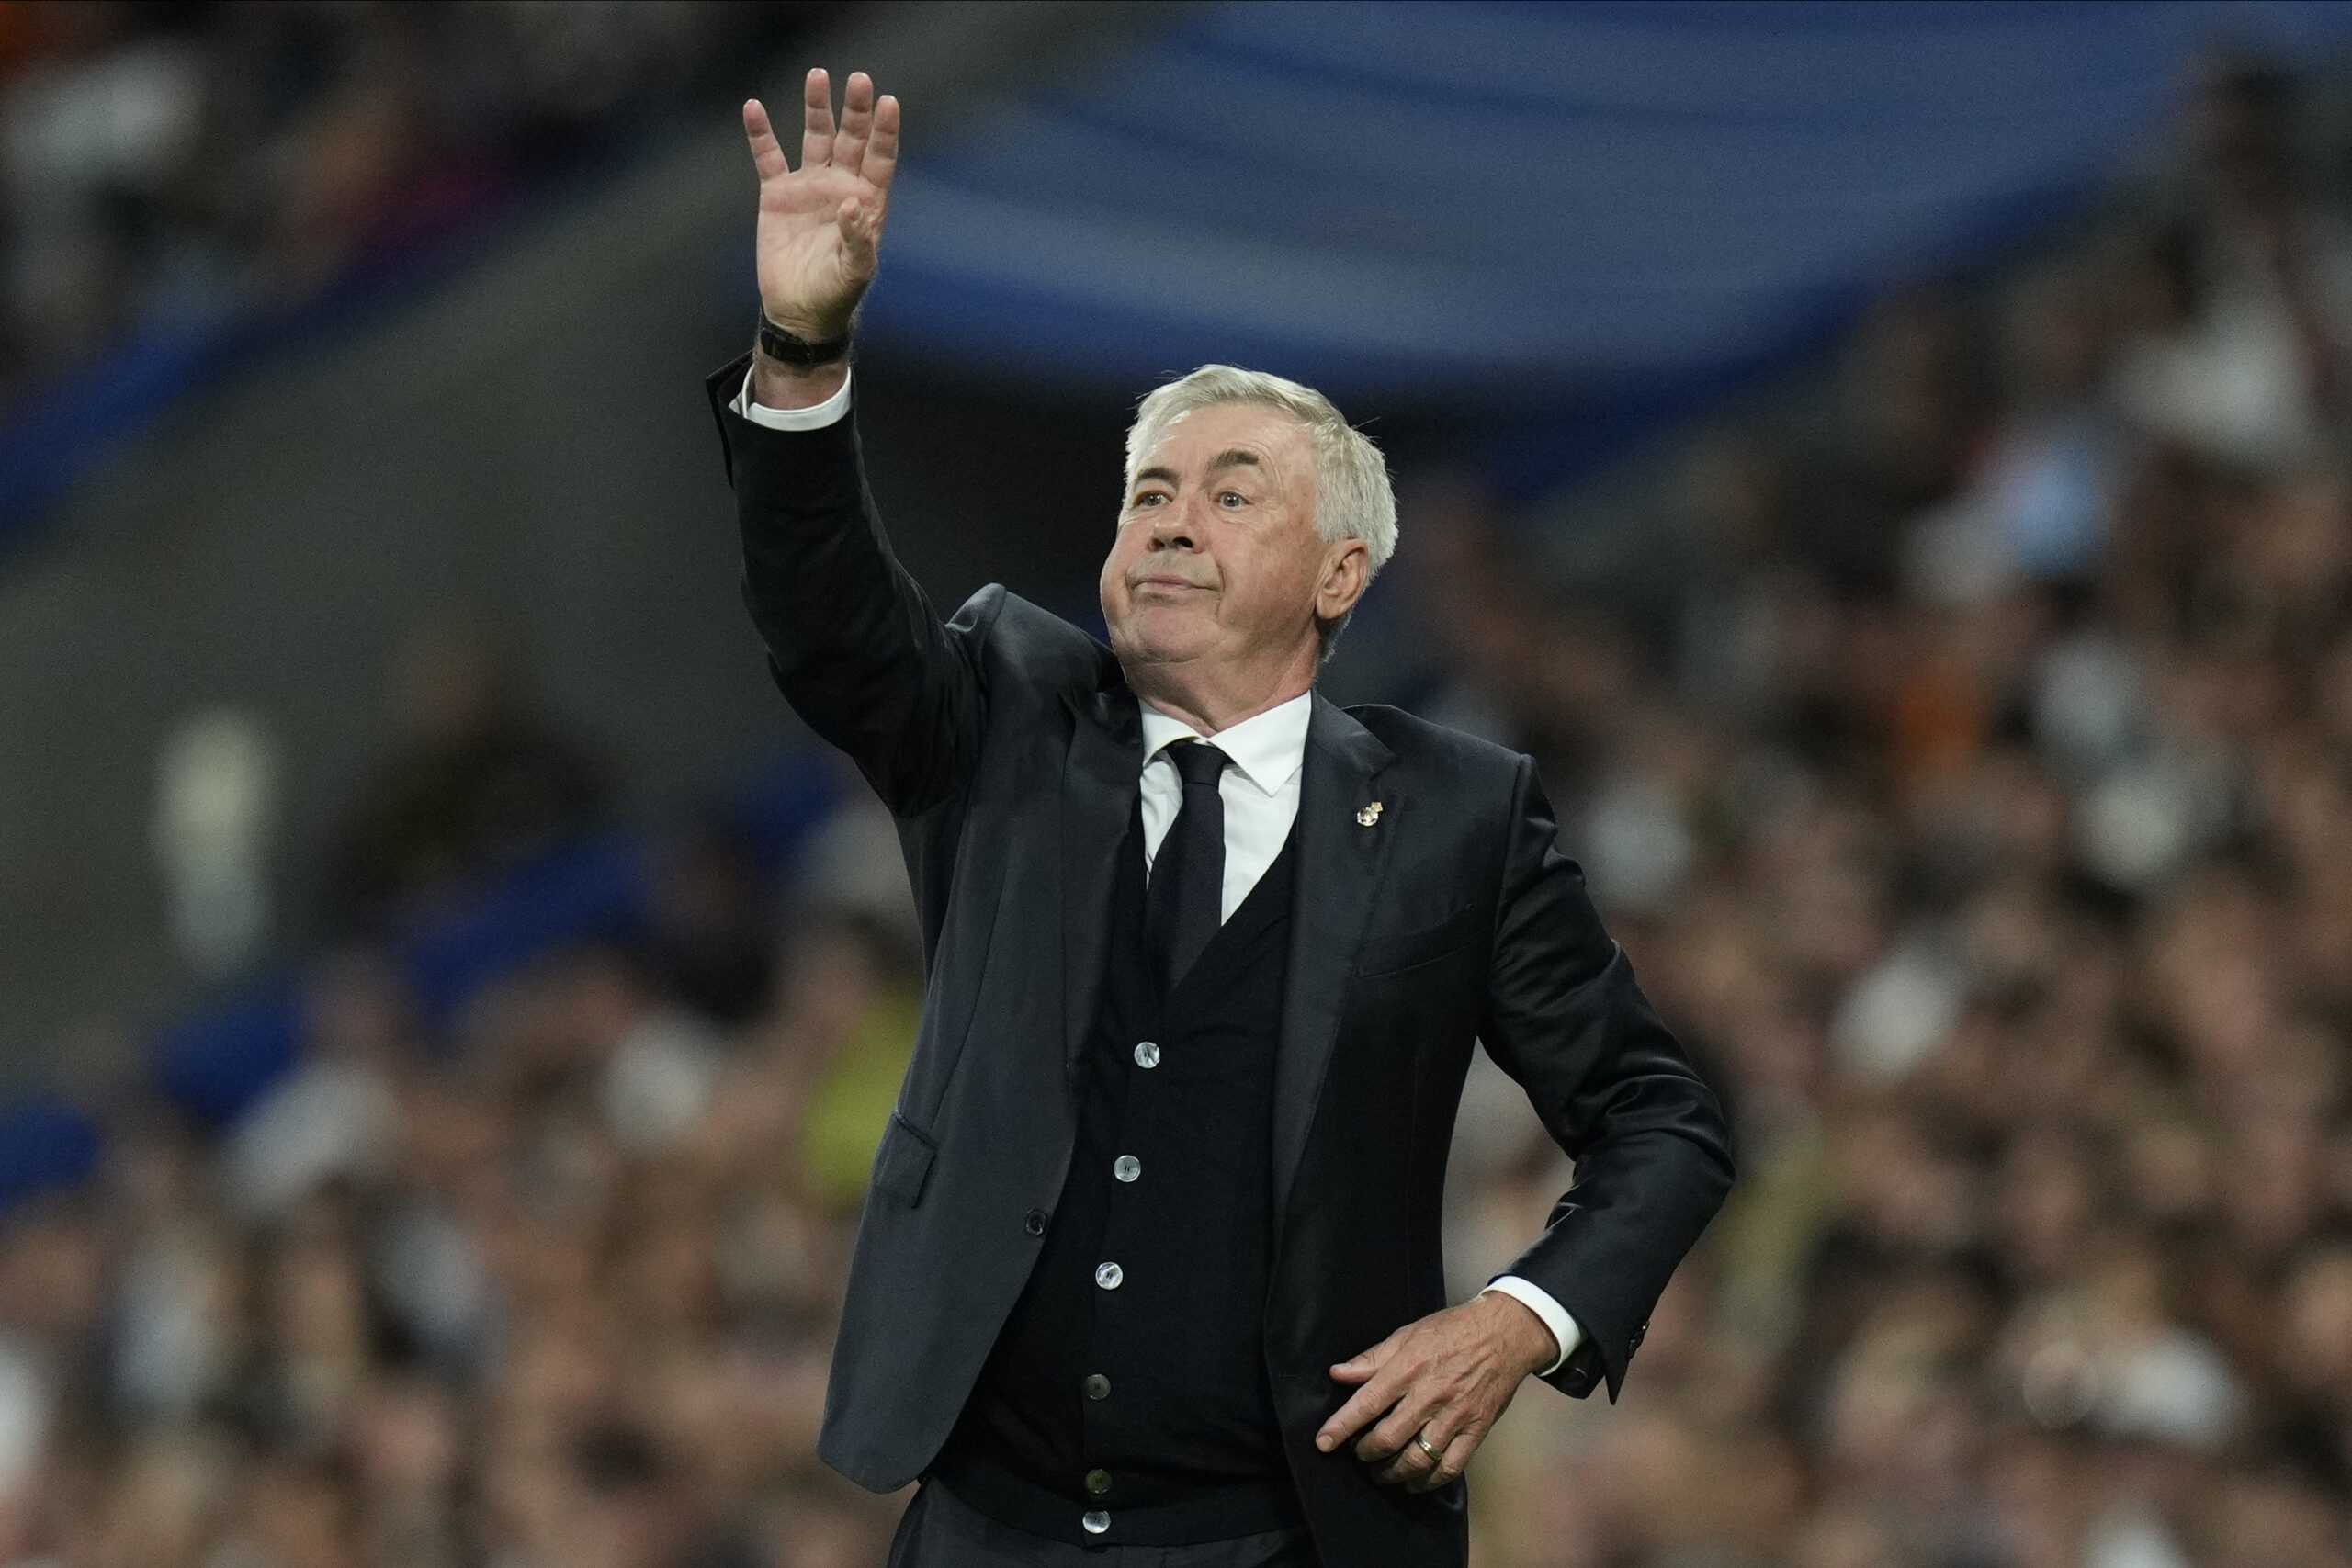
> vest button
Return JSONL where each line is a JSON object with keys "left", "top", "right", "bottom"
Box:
{"left": 1086, "top": 1468, "right": 1113, "bottom": 1495}
{"left": 1023, "top": 1209, "right": 1047, "bottom": 1236}
{"left": 1114, "top": 1155, "right": 1141, "bottom": 1182}
{"left": 1094, "top": 1261, "right": 1124, "bottom": 1290}
{"left": 1081, "top": 1510, "right": 1110, "bottom": 1535}
{"left": 1134, "top": 1041, "right": 1161, "bottom": 1068}
{"left": 1083, "top": 1373, "right": 1111, "bottom": 1400}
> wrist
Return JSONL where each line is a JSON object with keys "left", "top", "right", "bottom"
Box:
{"left": 759, "top": 310, "right": 854, "bottom": 365}
{"left": 1476, "top": 1289, "right": 1559, "bottom": 1377}
{"left": 760, "top": 296, "right": 854, "bottom": 337}
{"left": 749, "top": 348, "right": 851, "bottom": 412}
{"left": 750, "top": 304, "right": 854, "bottom": 412}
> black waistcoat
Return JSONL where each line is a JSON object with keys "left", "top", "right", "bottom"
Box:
{"left": 933, "top": 807, "right": 1303, "bottom": 1547}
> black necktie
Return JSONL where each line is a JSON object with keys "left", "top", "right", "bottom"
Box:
{"left": 1146, "top": 739, "right": 1229, "bottom": 994}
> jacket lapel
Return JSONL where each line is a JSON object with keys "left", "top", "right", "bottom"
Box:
{"left": 1272, "top": 695, "right": 1396, "bottom": 1238}
{"left": 1060, "top": 682, "right": 1142, "bottom": 1091}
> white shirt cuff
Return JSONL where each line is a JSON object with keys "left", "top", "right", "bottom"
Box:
{"left": 1481, "top": 1276, "right": 1580, "bottom": 1378}
{"left": 731, "top": 365, "right": 853, "bottom": 430}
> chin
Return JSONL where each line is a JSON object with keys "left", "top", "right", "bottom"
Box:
{"left": 1109, "top": 606, "right": 1216, "bottom": 667}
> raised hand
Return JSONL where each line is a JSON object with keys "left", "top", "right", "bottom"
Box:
{"left": 743, "top": 69, "right": 899, "bottom": 343}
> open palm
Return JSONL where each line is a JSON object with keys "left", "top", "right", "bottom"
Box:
{"left": 743, "top": 69, "right": 899, "bottom": 341}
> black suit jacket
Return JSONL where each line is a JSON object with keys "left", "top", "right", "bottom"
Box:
{"left": 707, "top": 356, "right": 1735, "bottom": 1568}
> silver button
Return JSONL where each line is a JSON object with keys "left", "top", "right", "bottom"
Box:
{"left": 1094, "top": 1261, "right": 1123, "bottom": 1290}
{"left": 1134, "top": 1041, "right": 1160, "bottom": 1068}
{"left": 1114, "top": 1155, "right": 1141, "bottom": 1182}
{"left": 1082, "top": 1510, "right": 1110, "bottom": 1535}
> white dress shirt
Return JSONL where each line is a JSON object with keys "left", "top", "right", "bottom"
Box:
{"left": 1138, "top": 694, "right": 1311, "bottom": 921}
{"left": 741, "top": 368, "right": 1583, "bottom": 1378}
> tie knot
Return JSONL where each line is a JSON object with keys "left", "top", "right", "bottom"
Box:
{"left": 1165, "top": 739, "right": 1229, "bottom": 791}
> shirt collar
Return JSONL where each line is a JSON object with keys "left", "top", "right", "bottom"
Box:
{"left": 1138, "top": 690, "right": 1313, "bottom": 795}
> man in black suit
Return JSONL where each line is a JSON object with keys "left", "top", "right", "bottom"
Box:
{"left": 714, "top": 71, "right": 1734, "bottom": 1568}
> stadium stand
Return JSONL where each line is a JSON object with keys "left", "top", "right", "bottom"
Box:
{"left": 5, "top": 6, "right": 2352, "bottom": 1566}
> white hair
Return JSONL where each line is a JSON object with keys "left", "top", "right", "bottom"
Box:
{"left": 1124, "top": 365, "right": 1398, "bottom": 592}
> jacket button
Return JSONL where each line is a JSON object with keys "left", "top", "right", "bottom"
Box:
{"left": 1086, "top": 1468, "right": 1113, "bottom": 1495}
{"left": 1023, "top": 1209, "right": 1047, "bottom": 1236}
{"left": 1083, "top": 1373, "right": 1111, "bottom": 1400}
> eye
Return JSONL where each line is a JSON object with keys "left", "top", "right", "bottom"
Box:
{"left": 1133, "top": 491, "right": 1167, "bottom": 507}
{"left": 1218, "top": 491, "right": 1247, "bottom": 508}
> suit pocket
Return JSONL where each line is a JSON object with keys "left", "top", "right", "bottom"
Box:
{"left": 1352, "top": 907, "right": 1479, "bottom": 979}
{"left": 871, "top": 1112, "right": 940, "bottom": 1209}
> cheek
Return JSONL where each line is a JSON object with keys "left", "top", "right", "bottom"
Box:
{"left": 1100, "top": 530, "right": 1136, "bottom": 599}
{"left": 1240, "top": 536, "right": 1320, "bottom": 612}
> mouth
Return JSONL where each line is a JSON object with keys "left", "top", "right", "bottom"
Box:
{"left": 1131, "top": 574, "right": 1210, "bottom": 593}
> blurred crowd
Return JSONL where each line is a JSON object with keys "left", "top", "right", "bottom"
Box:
{"left": 1414, "top": 59, "right": 2352, "bottom": 1568}
{"left": 0, "top": 747, "right": 934, "bottom": 1568}
{"left": 0, "top": 0, "right": 824, "bottom": 409}
{"left": 3, "top": 27, "right": 2352, "bottom": 1568}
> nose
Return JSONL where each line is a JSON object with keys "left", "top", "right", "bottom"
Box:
{"left": 1148, "top": 497, "right": 1201, "bottom": 552}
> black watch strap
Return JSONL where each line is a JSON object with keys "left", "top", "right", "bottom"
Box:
{"left": 757, "top": 312, "right": 853, "bottom": 367}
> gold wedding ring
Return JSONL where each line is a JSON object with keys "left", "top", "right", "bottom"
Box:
{"left": 1413, "top": 1433, "right": 1441, "bottom": 1462}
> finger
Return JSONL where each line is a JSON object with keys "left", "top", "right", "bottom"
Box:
{"left": 833, "top": 72, "right": 875, "bottom": 177}
{"left": 1315, "top": 1374, "right": 1399, "bottom": 1453}
{"left": 1406, "top": 1429, "right": 1479, "bottom": 1495}
{"left": 1327, "top": 1336, "right": 1396, "bottom": 1382}
{"left": 1356, "top": 1387, "right": 1437, "bottom": 1465}
{"left": 1374, "top": 1426, "right": 1445, "bottom": 1488}
{"left": 801, "top": 67, "right": 835, "bottom": 167}
{"left": 743, "top": 99, "right": 788, "bottom": 179}
{"left": 1316, "top": 1384, "right": 1392, "bottom": 1453}
{"left": 1316, "top": 1337, "right": 1404, "bottom": 1450}
{"left": 863, "top": 93, "right": 901, "bottom": 191}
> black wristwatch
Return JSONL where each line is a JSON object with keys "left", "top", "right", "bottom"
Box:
{"left": 757, "top": 310, "right": 853, "bottom": 367}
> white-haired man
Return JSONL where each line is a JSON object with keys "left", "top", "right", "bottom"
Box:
{"left": 709, "top": 72, "right": 1733, "bottom": 1568}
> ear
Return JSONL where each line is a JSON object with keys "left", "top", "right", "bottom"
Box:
{"left": 1316, "top": 539, "right": 1371, "bottom": 625}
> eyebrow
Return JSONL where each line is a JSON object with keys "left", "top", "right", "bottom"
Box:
{"left": 1129, "top": 451, "right": 1264, "bottom": 491}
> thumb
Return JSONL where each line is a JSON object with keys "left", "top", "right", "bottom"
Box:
{"left": 840, "top": 196, "right": 879, "bottom": 268}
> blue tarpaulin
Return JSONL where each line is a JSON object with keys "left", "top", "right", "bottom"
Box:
{"left": 862, "top": 0, "right": 2352, "bottom": 416}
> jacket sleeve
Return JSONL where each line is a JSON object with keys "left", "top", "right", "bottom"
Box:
{"left": 706, "top": 355, "right": 988, "bottom": 818}
{"left": 1476, "top": 752, "right": 1735, "bottom": 1404}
